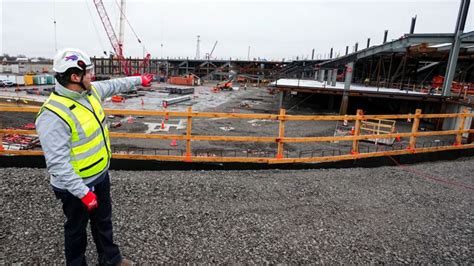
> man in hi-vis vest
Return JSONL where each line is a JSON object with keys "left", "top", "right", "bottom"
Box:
{"left": 36, "top": 48, "right": 152, "bottom": 265}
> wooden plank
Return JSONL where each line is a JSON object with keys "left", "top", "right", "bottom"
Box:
{"left": 282, "top": 129, "right": 474, "bottom": 143}
{"left": 110, "top": 132, "right": 187, "bottom": 140}
{"left": 192, "top": 112, "right": 277, "bottom": 120}
{"left": 361, "top": 122, "right": 394, "bottom": 128}
{"left": 0, "top": 129, "right": 37, "bottom": 135}
{"left": 276, "top": 109, "right": 286, "bottom": 159}
{"left": 0, "top": 106, "right": 39, "bottom": 113}
{"left": 0, "top": 107, "right": 472, "bottom": 121}
{"left": 186, "top": 106, "right": 193, "bottom": 158}
{"left": 361, "top": 124, "right": 393, "bottom": 130}
{"left": 352, "top": 109, "right": 363, "bottom": 153}
{"left": 409, "top": 109, "right": 422, "bottom": 149}
{"left": 2, "top": 129, "right": 474, "bottom": 143}
{"left": 3, "top": 144, "right": 473, "bottom": 164}
{"left": 421, "top": 113, "right": 474, "bottom": 119}
{"left": 112, "top": 153, "right": 270, "bottom": 163}
{"left": 191, "top": 135, "right": 275, "bottom": 142}
{"left": 455, "top": 107, "right": 468, "bottom": 145}
{"left": 0, "top": 150, "right": 44, "bottom": 155}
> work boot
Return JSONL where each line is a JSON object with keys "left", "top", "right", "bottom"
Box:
{"left": 118, "top": 258, "right": 133, "bottom": 266}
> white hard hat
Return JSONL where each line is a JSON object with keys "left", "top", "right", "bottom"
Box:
{"left": 53, "top": 48, "right": 93, "bottom": 73}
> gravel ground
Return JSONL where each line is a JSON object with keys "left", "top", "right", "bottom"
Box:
{"left": 1, "top": 157, "right": 473, "bottom": 264}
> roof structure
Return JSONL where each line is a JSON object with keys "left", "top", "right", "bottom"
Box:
{"left": 320, "top": 31, "right": 474, "bottom": 68}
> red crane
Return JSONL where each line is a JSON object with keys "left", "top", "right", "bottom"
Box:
{"left": 93, "top": 0, "right": 149, "bottom": 76}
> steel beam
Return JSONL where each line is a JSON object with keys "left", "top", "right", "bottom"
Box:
{"left": 320, "top": 33, "right": 460, "bottom": 68}
{"left": 442, "top": 0, "right": 471, "bottom": 96}
{"left": 327, "top": 69, "right": 332, "bottom": 84}
{"left": 340, "top": 62, "right": 354, "bottom": 115}
{"left": 460, "top": 31, "right": 474, "bottom": 42}
{"left": 331, "top": 69, "right": 337, "bottom": 86}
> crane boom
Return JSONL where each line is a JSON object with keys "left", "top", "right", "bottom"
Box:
{"left": 93, "top": 0, "right": 151, "bottom": 76}
{"left": 93, "top": 0, "right": 129, "bottom": 75}
{"left": 209, "top": 41, "right": 218, "bottom": 58}
{"left": 93, "top": 0, "right": 122, "bottom": 57}
{"left": 118, "top": 0, "right": 126, "bottom": 50}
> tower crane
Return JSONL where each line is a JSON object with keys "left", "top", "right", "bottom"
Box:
{"left": 93, "top": 0, "right": 150, "bottom": 76}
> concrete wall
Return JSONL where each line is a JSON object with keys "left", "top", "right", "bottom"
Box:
{"left": 442, "top": 104, "right": 472, "bottom": 138}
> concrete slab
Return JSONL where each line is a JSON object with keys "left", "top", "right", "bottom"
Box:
{"left": 271, "top": 78, "right": 442, "bottom": 96}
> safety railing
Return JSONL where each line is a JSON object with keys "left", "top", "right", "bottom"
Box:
{"left": 1, "top": 106, "right": 473, "bottom": 164}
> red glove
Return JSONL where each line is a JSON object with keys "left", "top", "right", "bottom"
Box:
{"left": 81, "top": 191, "right": 98, "bottom": 212}
{"left": 141, "top": 74, "right": 153, "bottom": 87}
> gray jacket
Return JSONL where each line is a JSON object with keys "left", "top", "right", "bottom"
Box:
{"left": 35, "top": 77, "right": 141, "bottom": 198}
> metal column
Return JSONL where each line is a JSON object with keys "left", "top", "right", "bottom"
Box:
{"left": 442, "top": 0, "right": 470, "bottom": 96}
{"left": 327, "top": 69, "right": 332, "bottom": 84}
{"left": 331, "top": 69, "right": 337, "bottom": 86}
{"left": 340, "top": 62, "right": 354, "bottom": 115}
{"left": 278, "top": 91, "right": 285, "bottom": 109}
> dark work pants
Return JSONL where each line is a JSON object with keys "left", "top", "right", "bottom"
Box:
{"left": 54, "top": 172, "right": 122, "bottom": 266}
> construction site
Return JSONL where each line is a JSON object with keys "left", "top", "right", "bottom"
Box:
{"left": 1, "top": 0, "right": 473, "bottom": 264}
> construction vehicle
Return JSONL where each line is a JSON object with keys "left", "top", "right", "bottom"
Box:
{"left": 212, "top": 80, "right": 233, "bottom": 92}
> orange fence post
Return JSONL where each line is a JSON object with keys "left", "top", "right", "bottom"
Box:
{"left": 185, "top": 106, "right": 193, "bottom": 161}
{"left": 455, "top": 107, "right": 468, "bottom": 146}
{"left": 276, "top": 108, "right": 286, "bottom": 159}
{"left": 351, "top": 109, "right": 363, "bottom": 154}
{"left": 409, "top": 109, "right": 422, "bottom": 151}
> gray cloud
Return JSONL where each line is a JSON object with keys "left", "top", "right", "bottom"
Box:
{"left": 1, "top": 0, "right": 472, "bottom": 60}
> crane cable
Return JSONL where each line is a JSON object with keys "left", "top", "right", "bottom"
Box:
{"left": 113, "top": 0, "right": 149, "bottom": 55}
{"left": 84, "top": 0, "right": 107, "bottom": 56}
{"left": 53, "top": 0, "right": 58, "bottom": 52}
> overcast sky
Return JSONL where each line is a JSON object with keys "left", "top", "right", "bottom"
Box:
{"left": 1, "top": 0, "right": 473, "bottom": 60}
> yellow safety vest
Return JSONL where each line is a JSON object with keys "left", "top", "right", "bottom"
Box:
{"left": 37, "top": 86, "right": 111, "bottom": 178}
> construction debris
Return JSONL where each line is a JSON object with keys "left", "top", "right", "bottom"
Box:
{"left": 2, "top": 124, "right": 39, "bottom": 150}
{"left": 240, "top": 101, "right": 251, "bottom": 108}
{"left": 110, "top": 122, "right": 122, "bottom": 128}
